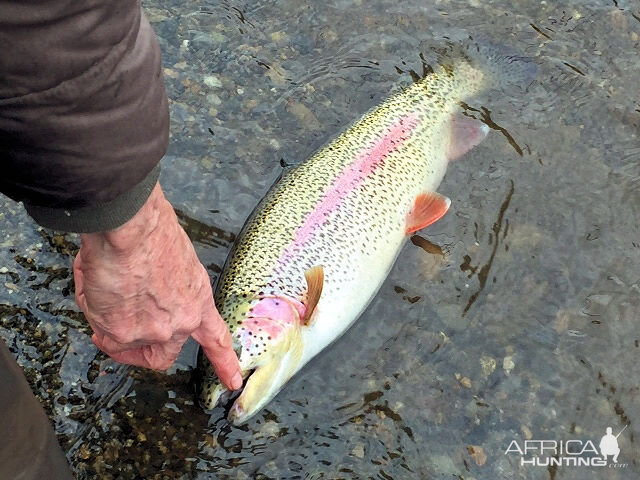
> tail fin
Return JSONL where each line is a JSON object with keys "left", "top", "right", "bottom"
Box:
{"left": 431, "top": 37, "right": 538, "bottom": 94}
{"left": 463, "top": 40, "right": 538, "bottom": 89}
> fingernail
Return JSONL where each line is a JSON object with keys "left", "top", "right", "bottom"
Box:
{"left": 231, "top": 372, "right": 243, "bottom": 390}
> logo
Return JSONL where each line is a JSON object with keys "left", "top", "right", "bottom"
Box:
{"left": 505, "top": 424, "right": 629, "bottom": 468}
{"left": 600, "top": 426, "right": 623, "bottom": 463}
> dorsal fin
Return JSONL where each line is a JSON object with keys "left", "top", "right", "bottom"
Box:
{"left": 303, "top": 265, "right": 324, "bottom": 325}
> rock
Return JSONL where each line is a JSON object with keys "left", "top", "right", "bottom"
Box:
{"left": 583, "top": 293, "right": 612, "bottom": 317}
{"left": 79, "top": 443, "right": 90, "bottom": 460}
{"left": 206, "top": 93, "right": 222, "bottom": 106}
{"left": 265, "top": 62, "right": 288, "bottom": 86}
{"left": 203, "top": 75, "right": 223, "bottom": 88}
{"left": 521, "top": 425, "right": 533, "bottom": 440}
{"left": 270, "top": 31, "right": 289, "bottom": 44}
{"left": 244, "top": 98, "right": 259, "bottom": 111}
{"left": 503, "top": 356, "right": 515, "bottom": 375}
{"left": 316, "top": 26, "right": 338, "bottom": 46}
{"left": 609, "top": 10, "right": 628, "bottom": 31}
{"left": 286, "top": 100, "right": 321, "bottom": 131}
{"left": 163, "top": 68, "right": 179, "bottom": 79}
{"left": 507, "top": 223, "right": 548, "bottom": 249}
{"left": 467, "top": 445, "right": 487, "bottom": 466}
{"left": 553, "top": 309, "right": 571, "bottom": 334}
{"left": 203, "top": 434, "right": 218, "bottom": 448}
{"left": 480, "top": 356, "right": 496, "bottom": 377}
{"left": 200, "top": 157, "right": 215, "bottom": 170}
{"left": 430, "top": 454, "right": 458, "bottom": 474}
{"left": 208, "top": 31, "right": 226, "bottom": 44}
{"left": 351, "top": 444, "right": 365, "bottom": 458}
{"left": 269, "top": 138, "right": 281, "bottom": 150}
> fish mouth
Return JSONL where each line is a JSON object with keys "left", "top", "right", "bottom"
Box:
{"left": 224, "top": 372, "right": 251, "bottom": 407}
{"left": 195, "top": 343, "right": 251, "bottom": 411}
{"left": 196, "top": 368, "right": 260, "bottom": 421}
{"left": 215, "top": 388, "right": 239, "bottom": 411}
{"left": 224, "top": 370, "right": 256, "bottom": 423}
{"left": 194, "top": 368, "right": 245, "bottom": 411}
{"left": 197, "top": 366, "right": 275, "bottom": 424}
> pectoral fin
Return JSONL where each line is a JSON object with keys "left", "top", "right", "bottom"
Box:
{"left": 406, "top": 192, "right": 451, "bottom": 234}
{"left": 303, "top": 265, "right": 324, "bottom": 325}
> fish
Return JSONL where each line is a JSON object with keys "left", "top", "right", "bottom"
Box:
{"left": 196, "top": 40, "right": 536, "bottom": 424}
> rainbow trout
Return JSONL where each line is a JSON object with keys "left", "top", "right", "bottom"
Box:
{"left": 197, "top": 42, "right": 535, "bottom": 423}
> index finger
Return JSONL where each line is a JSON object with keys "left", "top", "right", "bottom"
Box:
{"left": 191, "top": 299, "right": 242, "bottom": 391}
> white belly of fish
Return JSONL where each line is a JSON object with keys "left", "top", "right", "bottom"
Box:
{"left": 299, "top": 225, "right": 407, "bottom": 365}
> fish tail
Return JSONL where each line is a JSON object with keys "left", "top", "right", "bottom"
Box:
{"left": 432, "top": 38, "right": 538, "bottom": 96}
{"left": 467, "top": 39, "right": 538, "bottom": 88}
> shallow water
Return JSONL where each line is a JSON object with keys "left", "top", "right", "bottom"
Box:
{"left": 1, "top": 0, "right": 639, "bottom": 478}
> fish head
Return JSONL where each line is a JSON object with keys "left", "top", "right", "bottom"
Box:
{"left": 227, "top": 295, "right": 305, "bottom": 424}
{"left": 197, "top": 293, "right": 306, "bottom": 422}
{"left": 233, "top": 295, "right": 303, "bottom": 365}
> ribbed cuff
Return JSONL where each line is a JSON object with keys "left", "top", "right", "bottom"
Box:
{"left": 24, "top": 164, "right": 160, "bottom": 233}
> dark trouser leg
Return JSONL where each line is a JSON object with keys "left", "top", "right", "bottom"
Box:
{"left": 0, "top": 340, "right": 74, "bottom": 479}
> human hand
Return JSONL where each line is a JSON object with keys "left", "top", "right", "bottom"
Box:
{"left": 73, "top": 183, "right": 242, "bottom": 390}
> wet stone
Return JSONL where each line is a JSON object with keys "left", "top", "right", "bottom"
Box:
{"left": 351, "top": 444, "right": 365, "bottom": 459}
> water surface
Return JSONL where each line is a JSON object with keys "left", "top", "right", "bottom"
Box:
{"left": 1, "top": 0, "right": 639, "bottom": 478}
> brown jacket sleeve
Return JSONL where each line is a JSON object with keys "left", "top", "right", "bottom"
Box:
{"left": 0, "top": 0, "right": 169, "bottom": 233}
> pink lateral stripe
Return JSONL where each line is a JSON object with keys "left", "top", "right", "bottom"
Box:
{"left": 281, "top": 112, "right": 419, "bottom": 263}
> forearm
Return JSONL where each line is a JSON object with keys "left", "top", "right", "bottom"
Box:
{"left": 0, "top": 0, "right": 169, "bottom": 233}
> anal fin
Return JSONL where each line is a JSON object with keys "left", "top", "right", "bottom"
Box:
{"left": 406, "top": 192, "right": 451, "bottom": 234}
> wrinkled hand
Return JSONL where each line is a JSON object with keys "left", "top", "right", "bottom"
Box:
{"left": 73, "top": 182, "right": 242, "bottom": 390}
